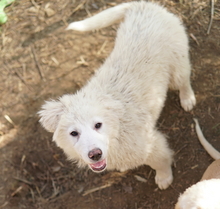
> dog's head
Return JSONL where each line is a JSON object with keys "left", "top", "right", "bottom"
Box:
{"left": 38, "top": 92, "right": 123, "bottom": 172}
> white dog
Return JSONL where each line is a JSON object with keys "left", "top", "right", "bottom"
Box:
{"left": 38, "top": 2, "right": 196, "bottom": 190}
{"left": 175, "top": 119, "right": 220, "bottom": 209}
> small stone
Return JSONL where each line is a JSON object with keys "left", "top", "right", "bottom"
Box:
{"left": 45, "top": 8, "right": 55, "bottom": 17}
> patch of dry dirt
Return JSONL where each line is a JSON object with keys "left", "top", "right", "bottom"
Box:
{"left": 0, "top": 0, "right": 220, "bottom": 208}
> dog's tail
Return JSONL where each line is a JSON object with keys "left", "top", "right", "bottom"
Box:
{"left": 66, "top": 3, "right": 132, "bottom": 31}
{"left": 194, "top": 118, "right": 220, "bottom": 160}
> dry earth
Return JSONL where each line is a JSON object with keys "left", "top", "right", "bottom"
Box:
{"left": 0, "top": 0, "right": 220, "bottom": 208}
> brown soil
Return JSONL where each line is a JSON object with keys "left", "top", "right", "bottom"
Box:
{"left": 0, "top": 0, "right": 220, "bottom": 209}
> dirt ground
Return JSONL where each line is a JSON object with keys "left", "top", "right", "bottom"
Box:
{"left": 0, "top": 0, "right": 219, "bottom": 208}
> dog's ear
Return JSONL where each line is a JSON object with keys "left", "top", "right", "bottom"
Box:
{"left": 38, "top": 100, "right": 65, "bottom": 132}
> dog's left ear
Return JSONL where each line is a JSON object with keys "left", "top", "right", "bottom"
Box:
{"left": 38, "top": 100, "right": 65, "bottom": 132}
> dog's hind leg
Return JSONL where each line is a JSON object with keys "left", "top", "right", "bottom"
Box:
{"left": 170, "top": 55, "right": 196, "bottom": 112}
{"left": 146, "top": 130, "right": 173, "bottom": 190}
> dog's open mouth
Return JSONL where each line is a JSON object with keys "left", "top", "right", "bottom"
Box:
{"left": 89, "top": 159, "right": 106, "bottom": 172}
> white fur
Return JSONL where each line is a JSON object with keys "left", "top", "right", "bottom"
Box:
{"left": 175, "top": 179, "right": 220, "bottom": 209}
{"left": 66, "top": 3, "right": 131, "bottom": 31}
{"left": 175, "top": 119, "right": 220, "bottom": 208}
{"left": 39, "top": 2, "right": 196, "bottom": 190}
{"left": 194, "top": 118, "right": 220, "bottom": 160}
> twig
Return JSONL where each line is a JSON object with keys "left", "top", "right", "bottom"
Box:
{"left": 170, "top": 184, "right": 180, "bottom": 193}
{"left": 174, "top": 144, "right": 188, "bottom": 156}
{"left": 31, "top": 45, "right": 45, "bottom": 81}
{"left": 31, "top": 0, "right": 40, "bottom": 9}
{"left": 71, "top": 0, "right": 86, "bottom": 14}
{"left": 212, "top": 123, "right": 220, "bottom": 129}
{"left": 35, "top": 185, "right": 43, "bottom": 198}
{"left": 134, "top": 175, "right": 147, "bottom": 183}
{"left": 76, "top": 56, "right": 89, "bottom": 66}
{"left": 191, "top": 164, "right": 198, "bottom": 169}
{"left": 0, "top": 201, "right": 8, "bottom": 208}
{"left": 29, "top": 188, "right": 35, "bottom": 203}
{"left": 207, "top": 0, "right": 214, "bottom": 34}
{"left": 11, "top": 186, "right": 23, "bottom": 197}
{"left": 3, "top": 63, "right": 33, "bottom": 91}
{"left": 83, "top": 171, "right": 128, "bottom": 196}
{"left": 4, "top": 115, "right": 16, "bottom": 127}
{"left": 82, "top": 182, "right": 112, "bottom": 196}
{"left": 97, "top": 40, "right": 108, "bottom": 55}
{"left": 46, "top": 179, "right": 60, "bottom": 200}
{"left": 147, "top": 170, "right": 152, "bottom": 179}
{"left": 13, "top": 177, "right": 34, "bottom": 185}
{"left": 190, "top": 33, "right": 199, "bottom": 46}
{"left": 85, "top": 7, "right": 92, "bottom": 17}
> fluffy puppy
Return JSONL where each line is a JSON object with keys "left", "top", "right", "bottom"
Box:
{"left": 38, "top": 2, "right": 196, "bottom": 190}
{"left": 175, "top": 119, "right": 220, "bottom": 209}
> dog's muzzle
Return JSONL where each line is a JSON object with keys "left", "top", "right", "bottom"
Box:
{"left": 88, "top": 148, "right": 102, "bottom": 161}
{"left": 88, "top": 148, "right": 106, "bottom": 172}
{"left": 89, "top": 159, "right": 106, "bottom": 172}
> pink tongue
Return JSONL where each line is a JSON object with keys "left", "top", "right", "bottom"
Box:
{"left": 90, "top": 159, "right": 106, "bottom": 169}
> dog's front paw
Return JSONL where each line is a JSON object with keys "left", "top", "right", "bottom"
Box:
{"left": 155, "top": 169, "right": 173, "bottom": 190}
{"left": 180, "top": 93, "right": 196, "bottom": 112}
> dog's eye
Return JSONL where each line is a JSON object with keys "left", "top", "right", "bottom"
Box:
{"left": 95, "top": 123, "right": 102, "bottom": 129}
{"left": 70, "top": 131, "right": 78, "bottom": 137}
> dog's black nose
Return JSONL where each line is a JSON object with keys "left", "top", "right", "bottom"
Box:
{"left": 88, "top": 148, "right": 102, "bottom": 161}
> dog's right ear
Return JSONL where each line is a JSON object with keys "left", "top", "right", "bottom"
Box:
{"left": 38, "top": 100, "right": 65, "bottom": 133}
